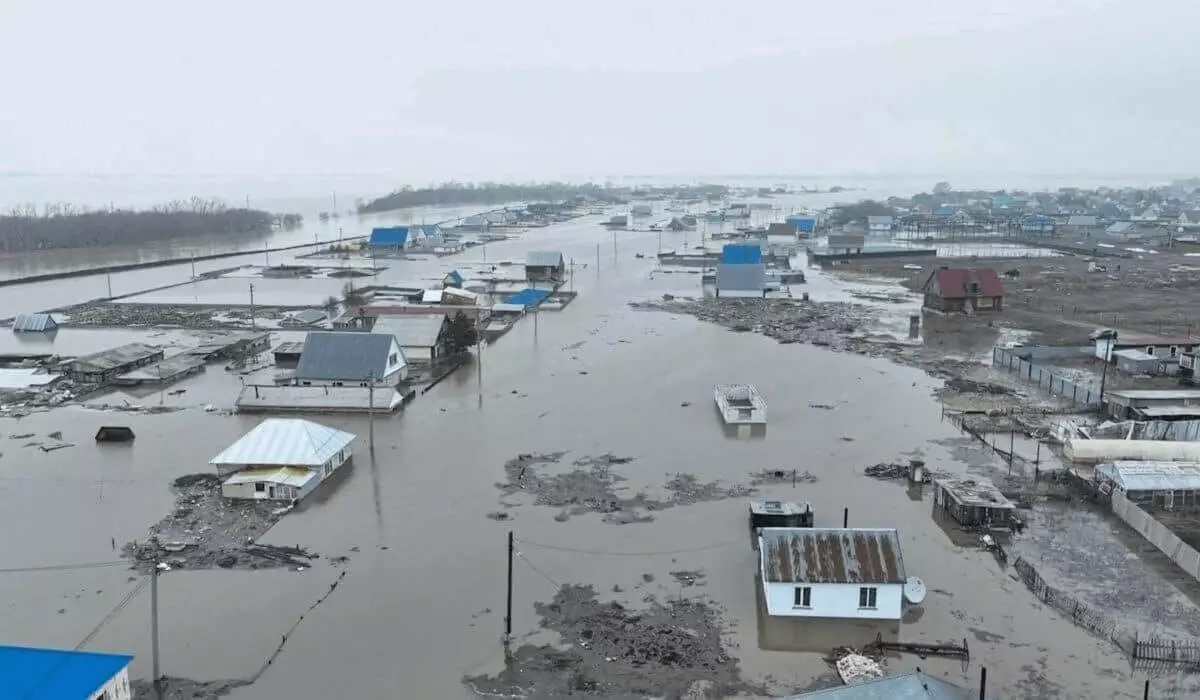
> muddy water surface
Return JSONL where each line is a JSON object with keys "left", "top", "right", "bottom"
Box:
{"left": 0, "top": 212, "right": 1171, "bottom": 699}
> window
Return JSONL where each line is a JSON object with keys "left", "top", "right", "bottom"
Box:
{"left": 255, "top": 483, "right": 266, "bottom": 492}
{"left": 793, "top": 586, "right": 812, "bottom": 608}
{"left": 858, "top": 586, "right": 878, "bottom": 609}
{"left": 966, "top": 281, "right": 980, "bottom": 294}
{"left": 1171, "top": 346, "right": 1179, "bottom": 357}
{"left": 389, "top": 352, "right": 398, "bottom": 365}
{"left": 1146, "top": 346, "right": 1155, "bottom": 356}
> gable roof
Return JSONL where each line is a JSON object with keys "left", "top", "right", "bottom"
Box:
{"left": 372, "top": 314, "right": 447, "bottom": 348}
{"left": 767, "top": 222, "right": 794, "bottom": 236}
{"left": 526, "top": 251, "right": 564, "bottom": 267}
{"left": 210, "top": 418, "right": 355, "bottom": 467}
{"left": 12, "top": 312, "right": 57, "bottom": 332}
{"left": 1107, "top": 221, "right": 1137, "bottom": 234}
{"left": 759, "top": 528, "right": 906, "bottom": 584}
{"left": 0, "top": 645, "right": 133, "bottom": 699}
{"left": 284, "top": 309, "right": 328, "bottom": 325}
{"left": 1067, "top": 215, "right": 1097, "bottom": 227}
{"left": 295, "top": 331, "right": 397, "bottom": 380}
{"left": 444, "top": 269, "right": 464, "bottom": 285}
{"left": 788, "top": 671, "right": 971, "bottom": 699}
{"left": 368, "top": 226, "right": 409, "bottom": 247}
{"left": 924, "top": 268, "right": 1003, "bottom": 298}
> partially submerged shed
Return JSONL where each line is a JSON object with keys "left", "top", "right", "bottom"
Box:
{"left": 11, "top": 313, "right": 57, "bottom": 333}
{"left": 525, "top": 251, "right": 565, "bottom": 282}
{"left": 59, "top": 343, "right": 165, "bottom": 384}
{"left": 1095, "top": 461, "right": 1200, "bottom": 510}
{"left": 95, "top": 426, "right": 135, "bottom": 443}
{"left": 931, "top": 478, "right": 1015, "bottom": 529}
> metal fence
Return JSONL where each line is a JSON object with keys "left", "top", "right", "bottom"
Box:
{"left": 991, "top": 346, "right": 1101, "bottom": 407}
{"left": 1111, "top": 491, "right": 1200, "bottom": 582}
{"left": 1012, "top": 556, "right": 1125, "bottom": 648}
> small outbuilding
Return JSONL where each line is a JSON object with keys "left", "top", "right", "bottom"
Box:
{"left": 921, "top": 267, "right": 1004, "bottom": 313}
{"left": 525, "top": 251, "right": 566, "bottom": 283}
{"left": 1112, "top": 349, "right": 1161, "bottom": 375}
{"left": 280, "top": 308, "right": 328, "bottom": 328}
{"left": 1095, "top": 461, "right": 1200, "bottom": 510}
{"left": 95, "top": 426, "right": 135, "bottom": 443}
{"left": 212, "top": 418, "right": 356, "bottom": 502}
{"left": 59, "top": 343, "right": 165, "bottom": 384}
{"left": 371, "top": 314, "right": 450, "bottom": 364}
{"left": 758, "top": 527, "right": 907, "bottom": 620}
{"left": 11, "top": 312, "right": 57, "bottom": 333}
{"left": 931, "top": 477, "right": 1016, "bottom": 530}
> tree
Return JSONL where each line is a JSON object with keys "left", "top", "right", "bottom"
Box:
{"left": 321, "top": 296, "right": 340, "bottom": 313}
{"left": 446, "top": 311, "right": 478, "bottom": 354}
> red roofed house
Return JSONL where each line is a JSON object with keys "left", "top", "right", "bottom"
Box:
{"left": 921, "top": 266, "right": 1004, "bottom": 313}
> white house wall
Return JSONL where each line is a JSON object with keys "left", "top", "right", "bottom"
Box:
{"left": 402, "top": 345, "right": 435, "bottom": 364}
{"left": 88, "top": 668, "right": 132, "bottom": 700}
{"left": 762, "top": 581, "right": 903, "bottom": 620}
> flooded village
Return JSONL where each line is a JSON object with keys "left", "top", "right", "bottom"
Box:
{"left": 8, "top": 181, "right": 1200, "bottom": 698}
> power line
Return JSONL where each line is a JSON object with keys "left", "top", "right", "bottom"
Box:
{"left": 515, "top": 552, "right": 561, "bottom": 589}
{"left": 515, "top": 537, "right": 742, "bottom": 557}
{"left": 0, "top": 560, "right": 128, "bottom": 575}
{"left": 77, "top": 577, "right": 149, "bottom": 650}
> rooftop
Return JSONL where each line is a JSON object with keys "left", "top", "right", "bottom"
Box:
{"left": 235, "top": 385, "right": 404, "bottom": 413}
{"left": 295, "top": 331, "right": 398, "bottom": 380}
{"left": 12, "top": 312, "right": 57, "bottom": 332}
{"left": 210, "top": 418, "right": 356, "bottom": 467}
{"left": 63, "top": 343, "right": 163, "bottom": 374}
{"left": 759, "top": 527, "right": 906, "bottom": 584}
{"left": 933, "top": 478, "right": 1015, "bottom": 510}
{"left": 1096, "top": 461, "right": 1200, "bottom": 492}
{"left": 1134, "top": 406, "right": 1200, "bottom": 419}
{"left": 0, "top": 645, "right": 133, "bottom": 699}
{"left": 0, "top": 368, "right": 61, "bottom": 390}
{"left": 1067, "top": 215, "right": 1098, "bottom": 227}
{"left": 526, "top": 251, "right": 564, "bottom": 267}
{"left": 284, "top": 308, "right": 329, "bottom": 325}
{"left": 273, "top": 341, "right": 306, "bottom": 355}
{"left": 368, "top": 226, "right": 409, "bottom": 247}
{"left": 749, "top": 500, "right": 812, "bottom": 517}
{"left": 1106, "top": 389, "right": 1200, "bottom": 401}
{"left": 924, "top": 267, "right": 1004, "bottom": 298}
{"left": 786, "top": 671, "right": 971, "bottom": 699}
{"left": 372, "top": 314, "right": 447, "bottom": 348}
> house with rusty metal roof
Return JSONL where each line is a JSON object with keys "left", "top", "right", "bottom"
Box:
{"left": 921, "top": 266, "right": 1004, "bottom": 314}
{"left": 758, "top": 528, "right": 907, "bottom": 620}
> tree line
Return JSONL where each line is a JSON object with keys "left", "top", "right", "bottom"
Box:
{"left": 0, "top": 198, "right": 300, "bottom": 253}
{"left": 357, "top": 182, "right": 730, "bottom": 214}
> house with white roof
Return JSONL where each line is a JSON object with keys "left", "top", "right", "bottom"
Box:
{"left": 0, "top": 644, "right": 133, "bottom": 700}
{"left": 212, "top": 418, "right": 356, "bottom": 502}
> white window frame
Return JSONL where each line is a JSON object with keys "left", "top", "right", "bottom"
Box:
{"left": 793, "top": 586, "right": 812, "bottom": 608}
{"left": 858, "top": 586, "right": 878, "bottom": 609}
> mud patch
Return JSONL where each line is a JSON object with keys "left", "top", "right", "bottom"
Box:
{"left": 749, "top": 468, "right": 818, "bottom": 486}
{"left": 463, "top": 584, "right": 758, "bottom": 698}
{"left": 497, "top": 453, "right": 752, "bottom": 524}
{"left": 132, "top": 677, "right": 249, "bottom": 700}
{"left": 123, "top": 473, "right": 315, "bottom": 571}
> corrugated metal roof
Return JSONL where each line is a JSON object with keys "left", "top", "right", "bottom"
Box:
{"left": 0, "top": 368, "right": 60, "bottom": 390}
{"left": 284, "top": 309, "right": 328, "bottom": 325}
{"left": 372, "top": 314, "right": 446, "bottom": 348}
{"left": 526, "top": 251, "right": 564, "bottom": 268}
{"left": 1096, "top": 461, "right": 1200, "bottom": 492}
{"left": 767, "top": 223, "right": 794, "bottom": 236}
{"left": 0, "top": 644, "right": 133, "bottom": 699}
{"left": 295, "top": 331, "right": 397, "bottom": 380}
{"left": 787, "top": 671, "right": 971, "bottom": 699}
{"left": 760, "top": 528, "right": 905, "bottom": 584}
{"left": 1108, "top": 389, "right": 1200, "bottom": 400}
{"left": 12, "top": 312, "right": 57, "bottom": 332}
{"left": 65, "top": 343, "right": 162, "bottom": 373}
{"left": 210, "top": 418, "right": 355, "bottom": 467}
{"left": 1067, "top": 215, "right": 1098, "bottom": 227}
{"left": 368, "top": 226, "right": 409, "bottom": 247}
{"left": 716, "top": 263, "right": 766, "bottom": 292}
{"left": 506, "top": 288, "right": 552, "bottom": 307}
{"left": 925, "top": 268, "right": 1004, "bottom": 299}
{"left": 721, "top": 244, "right": 763, "bottom": 264}
{"left": 222, "top": 466, "right": 319, "bottom": 488}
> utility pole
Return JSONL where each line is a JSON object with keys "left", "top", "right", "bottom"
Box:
{"left": 265, "top": 241, "right": 270, "bottom": 267}
{"left": 1098, "top": 334, "right": 1114, "bottom": 410}
{"left": 248, "top": 283, "right": 256, "bottom": 331}
{"left": 595, "top": 243, "right": 600, "bottom": 272}
{"left": 657, "top": 228, "right": 662, "bottom": 254}
{"left": 504, "top": 530, "right": 514, "bottom": 644}
{"left": 368, "top": 372, "right": 375, "bottom": 451}
{"left": 612, "top": 230, "right": 617, "bottom": 260}
{"left": 106, "top": 272, "right": 113, "bottom": 299}
{"left": 150, "top": 563, "right": 161, "bottom": 692}
{"left": 568, "top": 258, "right": 576, "bottom": 294}
{"left": 190, "top": 257, "right": 196, "bottom": 279}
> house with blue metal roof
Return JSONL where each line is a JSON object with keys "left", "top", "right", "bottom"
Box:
{"left": 0, "top": 644, "right": 133, "bottom": 699}
{"left": 786, "top": 670, "right": 971, "bottom": 699}
{"left": 786, "top": 215, "right": 817, "bottom": 235}
{"left": 368, "top": 226, "right": 410, "bottom": 251}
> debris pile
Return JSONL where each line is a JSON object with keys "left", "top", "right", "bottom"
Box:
{"left": 463, "top": 584, "right": 758, "bottom": 698}
{"left": 124, "top": 473, "right": 312, "bottom": 571}
{"left": 749, "top": 468, "right": 818, "bottom": 485}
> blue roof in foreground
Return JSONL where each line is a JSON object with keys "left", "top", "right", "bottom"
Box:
{"left": 369, "top": 226, "right": 409, "bottom": 247}
{"left": 0, "top": 645, "right": 133, "bottom": 699}
{"left": 506, "top": 288, "right": 551, "bottom": 307}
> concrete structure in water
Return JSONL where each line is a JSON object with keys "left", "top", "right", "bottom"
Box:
{"left": 758, "top": 527, "right": 907, "bottom": 620}
{"left": 0, "top": 644, "right": 134, "bottom": 699}
{"left": 58, "top": 343, "right": 164, "bottom": 384}
{"left": 921, "top": 267, "right": 1004, "bottom": 313}
{"left": 931, "top": 478, "right": 1016, "bottom": 530}
{"left": 294, "top": 331, "right": 408, "bottom": 387}
{"left": 212, "top": 418, "right": 356, "bottom": 502}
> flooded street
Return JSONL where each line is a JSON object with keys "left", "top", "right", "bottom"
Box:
{"left": 0, "top": 201, "right": 1182, "bottom": 698}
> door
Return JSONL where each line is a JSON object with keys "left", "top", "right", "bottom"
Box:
{"left": 268, "top": 486, "right": 277, "bottom": 499}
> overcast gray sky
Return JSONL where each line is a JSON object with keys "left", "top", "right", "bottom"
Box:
{"left": 1, "top": 0, "right": 1196, "bottom": 181}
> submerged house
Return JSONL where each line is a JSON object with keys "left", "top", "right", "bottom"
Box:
{"left": 212, "top": 418, "right": 356, "bottom": 502}
{"left": 715, "top": 244, "right": 767, "bottom": 299}
{"left": 59, "top": 343, "right": 165, "bottom": 383}
{"left": 932, "top": 478, "right": 1016, "bottom": 529}
{"left": 525, "top": 251, "right": 566, "bottom": 283}
{"left": 294, "top": 331, "right": 408, "bottom": 387}
{"left": 371, "top": 314, "right": 450, "bottom": 364}
{"left": 367, "top": 226, "right": 410, "bottom": 252}
{"left": 0, "top": 644, "right": 134, "bottom": 700}
{"left": 1095, "top": 461, "right": 1200, "bottom": 510}
{"left": 758, "top": 527, "right": 907, "bottom": 620}
{"left": 280, "top": 308, "right": 328, "bottom": 328}
{"left": 921, "top": 267, "right": 1004, "bottom": 313}
{"left": 11, "top": 312, "right": 57, "bottom": 333}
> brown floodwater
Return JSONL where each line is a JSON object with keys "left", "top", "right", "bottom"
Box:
{"left": 0, "top": 209, "right": 1185, "bottom": 699}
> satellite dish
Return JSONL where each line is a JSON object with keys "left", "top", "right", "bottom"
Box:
{"left": 903, "top": 576, "right": 927, "bottom": 605}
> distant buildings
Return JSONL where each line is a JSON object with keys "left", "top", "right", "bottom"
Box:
{"left": 294, "top": 331, "right": 408, "bottom": 387}
{"left": 280, "top": 308, "right": 328, "bottom": 328}
{"left": 0, "top": 644, "right": 133, "bottom": 699}
{"left": 867, "top": 215, "right": 893, "bottom": 234}
{"left": 758, "top": 527, "right": 907, "bottom": 620}
{"left": 921, "top": 267, "right": 1004, "bottom": 313}
{"left": 212, "top": 418, "right": 355, "bottom": 503}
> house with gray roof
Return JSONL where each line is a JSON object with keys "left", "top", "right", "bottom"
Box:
{"left": 526, "top": 251, "right": 566, "bottom": 282}
{"left": 294, "top": 331, "right": 407, "bottom": 387}
{"left": 11, "top": 312, "right": 57, "bottom": 333}
{"left": 371, "top": 314, "right": 450, "bottom": 364}
{"left": 786, "top": 671, "right": 971, "bottom": 699}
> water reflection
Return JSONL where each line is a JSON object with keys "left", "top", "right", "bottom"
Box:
{"left": 724, "top": 423, "right": 767, "bottom": 440}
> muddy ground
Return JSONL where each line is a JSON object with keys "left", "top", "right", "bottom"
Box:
{"left": 123, "top": 474, "right": 316, "bottom": 571}
{"left": 464, "top": 583, "right": 759, "bottom": 699}
{"left": 495, "top": 453, "right": 754, "bottom": 525}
